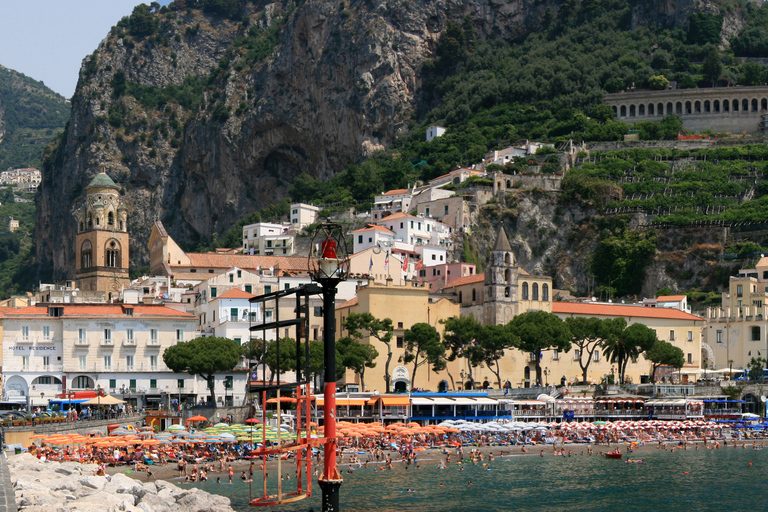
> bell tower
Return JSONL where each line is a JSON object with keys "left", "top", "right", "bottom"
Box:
{"left": 74, "top": 172, "right": 129, "bottom": 299}
{"left": 484, "top": 227, "right": 518, "bottom": 325}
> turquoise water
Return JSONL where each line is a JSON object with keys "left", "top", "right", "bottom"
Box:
{"left": 189, "top": 447, "right": 768, "bottom": 511}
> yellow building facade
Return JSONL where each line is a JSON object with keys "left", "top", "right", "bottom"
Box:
{"left": 335, "top": 281, "right": 460, "bottom": 393}
{"left": 705, "top": 257, "right": 768, "bottom": 372}
{"left": 336, "top": 228, "right": 706, "bottom": 392}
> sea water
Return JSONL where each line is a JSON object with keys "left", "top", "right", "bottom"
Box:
{"left": 189, "top": 447, "right": 768, "bottom": 511}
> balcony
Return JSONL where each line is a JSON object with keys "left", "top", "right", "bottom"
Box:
{"left": 123, "top": 338, "right": 136, "bottom": 347}
{"left": 16, "top": 336, "right": 32, "bottom": 344}
{"left": 147, "top": 339, "right": 161, "bottom": 347}
{"left": 74, "top": 338, "right": 89, "bottom": 347}
{"left": 38, "top": 336, "right": 54, "bottom": 344}
{"left": 100, "top": 338, "right": 114, "bottom": 347}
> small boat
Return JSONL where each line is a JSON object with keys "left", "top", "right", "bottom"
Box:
{"left": 605, "top": 451, "right": 623, "bottom": 459}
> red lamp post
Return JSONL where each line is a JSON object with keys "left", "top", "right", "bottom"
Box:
{"left": 308, "top": 223, "right": 349, "bottom": 512}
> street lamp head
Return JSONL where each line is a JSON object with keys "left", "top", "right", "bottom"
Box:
{"left": 308, "top": 222, "right": 349, "bottom": 282}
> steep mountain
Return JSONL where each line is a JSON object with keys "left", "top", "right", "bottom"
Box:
{"left": 36, "top": 0, "right": 723, "bottom": 283}
{"left": 0, "top": 65, "right": 69, "bottom": 171}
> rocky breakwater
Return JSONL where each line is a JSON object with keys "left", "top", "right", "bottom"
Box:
{"left": 8, "top": 453, "right": 234, "bottom": 512}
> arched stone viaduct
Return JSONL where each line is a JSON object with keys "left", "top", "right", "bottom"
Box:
{"left": 603, "top": 86, "right": 768, "bottom": 135}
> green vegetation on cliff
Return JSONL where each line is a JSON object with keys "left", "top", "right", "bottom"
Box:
{"left": 0, "top": 187, "right": 36, "bottom": 298}
{"left": 0, "top": 66, "right": 69, "bottom": 171}
{"left": 568, "top": 145, "right": 768, "bottom": 225}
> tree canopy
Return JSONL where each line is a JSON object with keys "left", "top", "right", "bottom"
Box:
{"left": 337, "top": 336, "right": 379, "bottom": 391}
{"left": 479, "top": 324, "right": 517, "bottom": 389}
{"left": 507, "top": 311, "right": 571, "bottom": 386}
{"left": 343, "top": 313, "right": 394, "bottom": 392}
{"left": 602, "top": 321, "right": 657, "bottom": 384}
{"left": 565, "top": 316, "right": 609, "bottom": 383}
{"left": 163, "top": 336, "right": 241, "bottom": 407}
{"left": 441, "top": 315, "right": 484, "bottom": 389}
{"left": 403, "top": 323, "right": 446, "bottom": 390}
{"left": 645, "top": 339, "right": 685, "bottom": 382}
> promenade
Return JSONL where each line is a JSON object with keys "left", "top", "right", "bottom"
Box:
{"left": 0, "top": 455, "right": 17, "bottom": 512}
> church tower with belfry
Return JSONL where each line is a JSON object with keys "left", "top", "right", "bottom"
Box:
{"left": 74, "top": 172, "right": 130, "bottom": 300}
{"left": 484, "top": 227, "right": 519, "bottom": 326}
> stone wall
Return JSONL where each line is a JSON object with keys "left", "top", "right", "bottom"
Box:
{"left": 604, "top": 85, "right": 768, "bottom": 134}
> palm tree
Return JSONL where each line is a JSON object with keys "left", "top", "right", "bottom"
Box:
{"left": 602, "top": 321, "right": 657, "bottom": 384}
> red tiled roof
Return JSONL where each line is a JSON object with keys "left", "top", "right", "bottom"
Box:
{"left": 552, "top": 302, "right": 704, "bottom": 321}
{"left": 336, "top": 297, "right": 358, "bottom": 309}
{"left": 380, "top": 189, "right": 409, "bottom": 196}
{"left": 215, "top": 288, "right": 256, "bottom": 300}
{"left": 184, "top": 253, "right": 309, "bottom": 271}
{"left": 656, "top": 295, "right": 686, "bottom": 301}
{"left": 441, "top": 273, "right": 485, "bottom": 289}
{"left": 4, "top": 304, "right": 194, "bottom": 318}
{"left": 377, "top": 211, "right": 415, "bottom": 222}
{"left": 351, "top": 225, "right": 394, "bottom": 234}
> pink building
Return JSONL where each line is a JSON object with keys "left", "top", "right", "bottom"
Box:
{"left": 415, "top": 261, "right": 477, "bottom": 291}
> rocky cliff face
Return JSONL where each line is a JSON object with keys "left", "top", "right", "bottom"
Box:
{"left": 36, "top": 0, "right": 701, "bottom": 281}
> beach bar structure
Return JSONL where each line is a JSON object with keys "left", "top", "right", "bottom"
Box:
{"left": 310, "top": 393, "right": 735, "bottom": 425}
{"left": 497, "top": 400, "right": 548, "bottom": 420}
{"left": 368, "top": 395, "right": 410, "bottom": 422}
{"left": 645, "top": 398, "right": 704, "bottom": 420}
{"left": 702, "top": 398, "right": 746, "bottom": 420}
{"left": 409, "top": 393, "right": 509, "bottom": 423}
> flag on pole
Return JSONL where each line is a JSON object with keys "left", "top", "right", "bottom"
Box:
{"left": 369, "top": 256, "right": 373, "bottom": 272}
{"left": 402, "top": 255, "right": 408, "bottom": 272}
{"left": 384, "top": 252, "right": 389, "bottom": 270}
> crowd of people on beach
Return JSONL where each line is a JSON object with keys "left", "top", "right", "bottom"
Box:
{"left": 23, "top": 417, "right": 768, "bottom": 491}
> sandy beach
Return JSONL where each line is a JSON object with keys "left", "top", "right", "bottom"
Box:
{"left": 108, "top": 436, "right": 761, "bottom": 486}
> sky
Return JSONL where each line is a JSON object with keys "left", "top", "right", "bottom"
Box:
{"left": 0, "top": 1, "right": 154, "bottom": 99}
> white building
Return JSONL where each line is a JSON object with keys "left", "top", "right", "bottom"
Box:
{"left": 414, "top": 244, "right": 448, "bottom": 268}
{"left": 479, "top": 141, "right": 557, "bottom": 168}
{"left": 193, "top": 266, "right": 359, "bottom": 344}
{"left": 372, "top": 188, "right": 413, "bottom": 222}
{"left": 351, "top": 224, "right": 396, "bottom": 255}
{"left": 374, "top": 212, "right": 453, "bottom": 249}
{"left": 290, "top": 203, "right": 320, "bottom": 229}
{"left": 426, "top": 126, "right": 446, "bottom": 142}
{"left": 242, "top": 222, "right": 294, "bottom": 256}
{"left": 0, "top": 168, "right": 42, "bottom": 192}
{"left": 0, "top": 303, "right": 251, "bottom": 409}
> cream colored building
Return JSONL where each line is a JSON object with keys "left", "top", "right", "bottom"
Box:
{"left": 148, "top": 221, "right": 308, "bottom": 279}
{"left": 347, "top": 247, "right": 407, "bottom": 286}
{"left": 705, "top": 256, "right": 768, "bottom": 372}
{"left": 335, "top": 281, "right": 460, "bottom": 393}
{"left": 290, "top": 203, "right": 320, "bottom": 229}
{"left": 551, "top": 302, "right": 705, "bottom": 385}
{"left": 0, "top": 303, "right": 246, "bottom": 409}
{"left": 450, "top": 228, "right": 704, "bottom": 386}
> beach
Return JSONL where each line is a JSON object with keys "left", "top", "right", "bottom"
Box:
{"left": 106, "top": 435, "right": 760, "bottom": 484}
{"left": 101, "top": 437, "right": 768, "bottom": 512}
